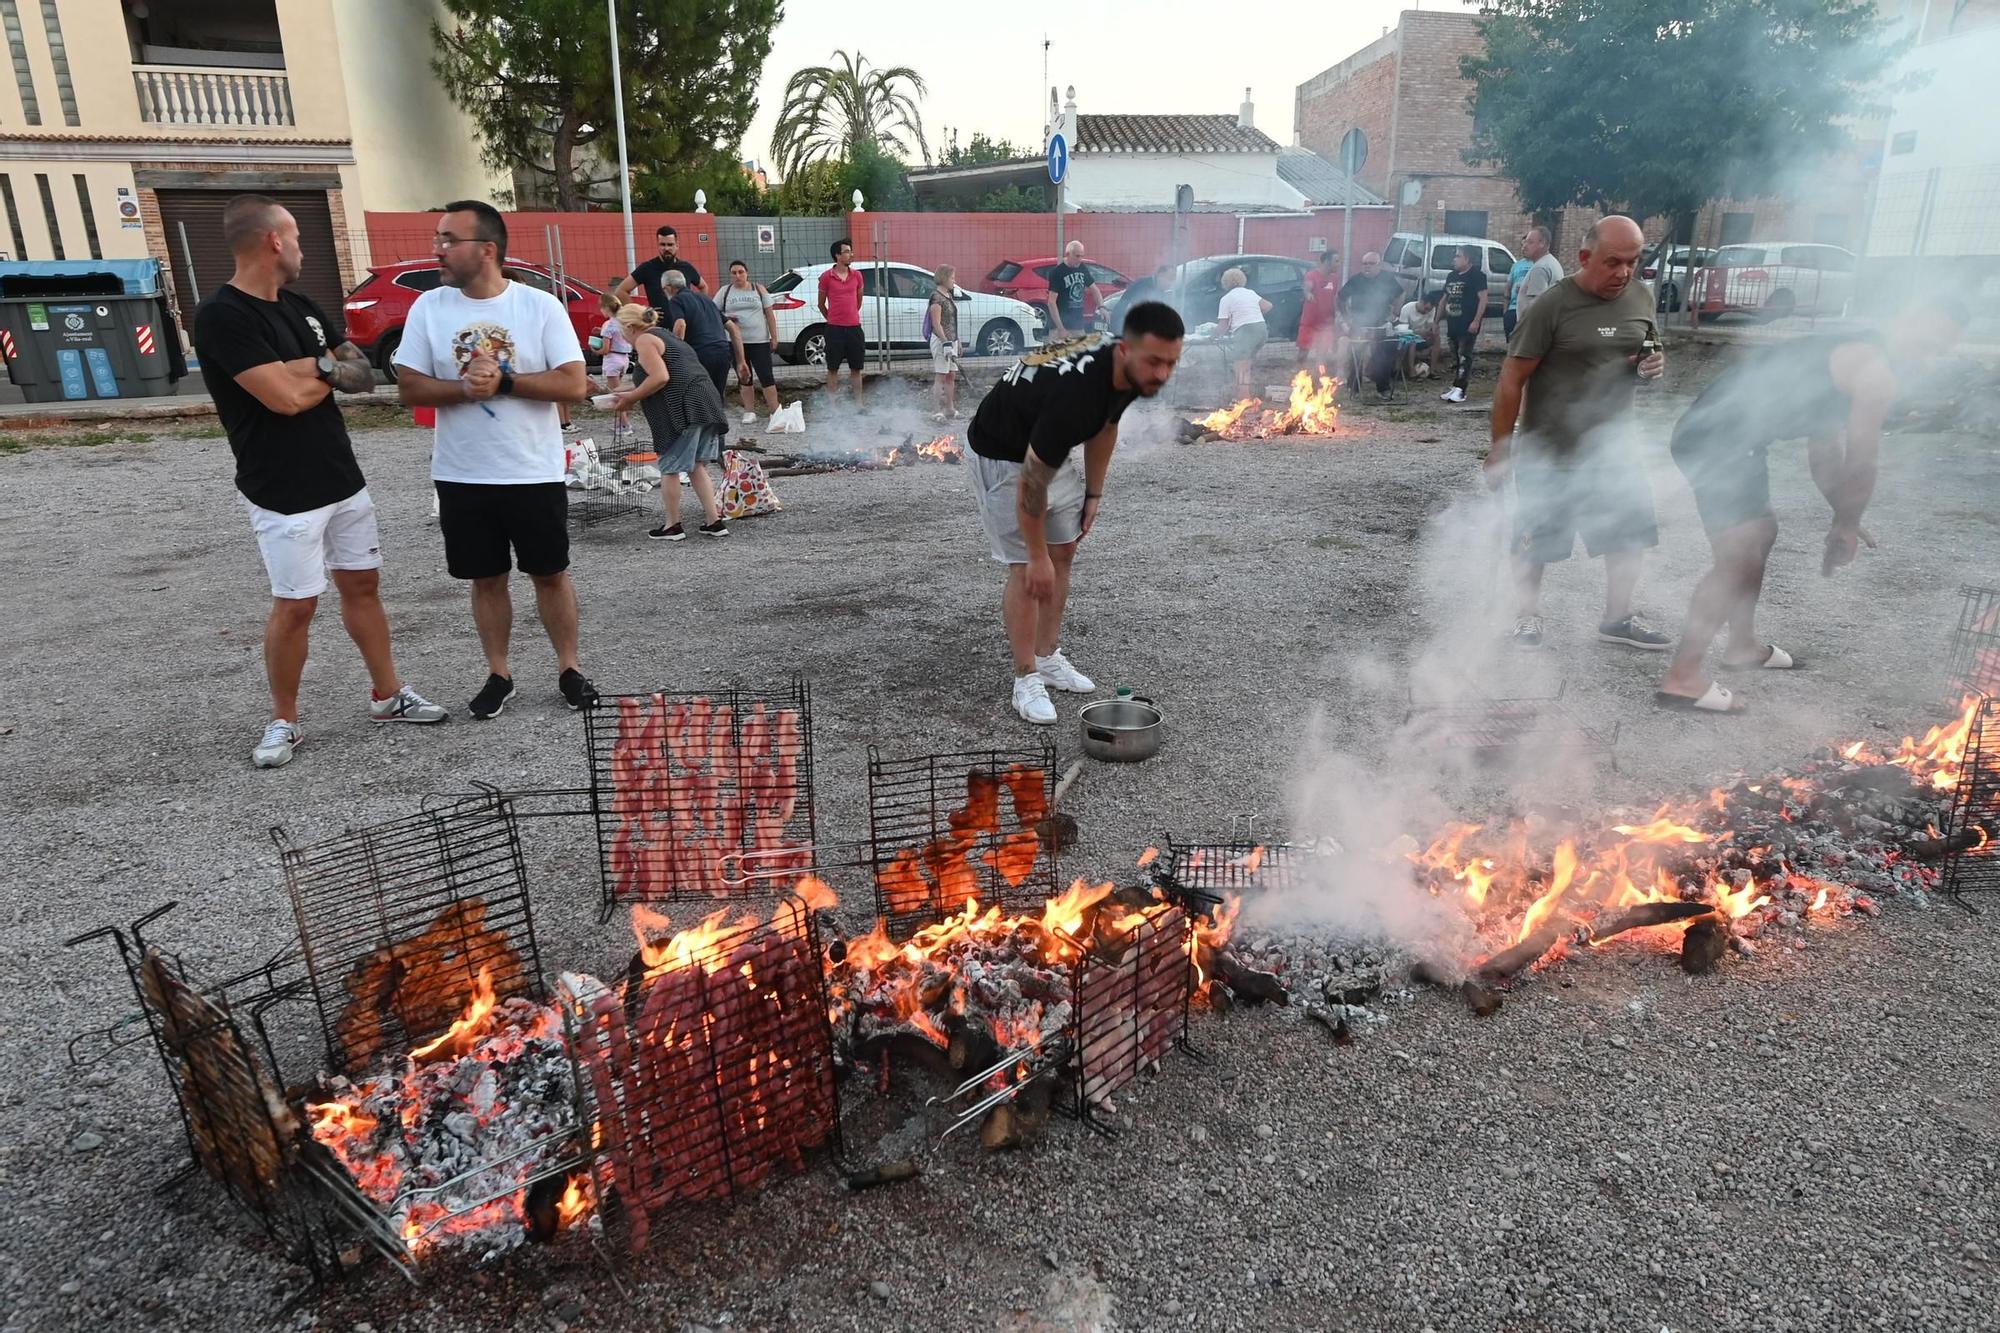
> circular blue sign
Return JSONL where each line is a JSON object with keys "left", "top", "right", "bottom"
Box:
{"left": 1047, "top": 133, "right": 1068, "bottom": 184}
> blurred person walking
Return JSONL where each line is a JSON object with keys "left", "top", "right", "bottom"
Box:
{"left": 1486, "top": 216, "right": 1666, "bottom": 652}
{"left": 817, "top": 237, "right": 866, "bottom": 400}
{"left": 1215, "top": 266, "right": 1272, "bottom": 398}
{"left": 663, "top": 268, "right": 744, "bottom": 398}
{"left": 1437, "top": 244, "right": 1489, "bottom": 403}
{"left": 197, "top": 194, "right": 447, "bottom": 768}
{"left": 1336, "top": 252, "right": 1405, "bottom": 400}
{"left": 1121, "top": 264, "right": 1177, "bottom": 318}
{"left": 1654, "top": 297, "right": 1970, "bottom": 713}
{"left": 395, "top": 200, "right": 598, "bottom": 719}
{"left": 1514, "top": 227, "right": 1564, "bottom": 323}
{"left": 616, "top": 224, "right": 704, "bottom": 310}
{"left": 1043, "top": 240, "right": 1104, "bottom": 341}
{"left": 927, "top": 264, "right": 963, "bottom": 421}
{"left": 965, "top": 303, "right": 1185, "bottom": 724}
{"left": 607, "top": 305, "right": 730, "bottom": 543}
{"left": 1298, "top": 249, "right": 1341, "bottom": 365}
{"left": 717, "top": 260, "right": 780, "bottom": 424}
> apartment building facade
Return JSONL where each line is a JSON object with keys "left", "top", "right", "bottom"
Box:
{"left": 0, "top": 0, "right": 502, "bottom": 336}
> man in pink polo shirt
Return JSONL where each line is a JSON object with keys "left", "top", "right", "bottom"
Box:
{"left": 816, "top": 236, "right": 866, "bottom": 400}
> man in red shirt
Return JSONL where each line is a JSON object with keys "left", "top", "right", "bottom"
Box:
{"left": 1297, "top": 249, "right": 1340, "bottom": 366}
{"left": 816, "top": 237, "right": 866, "bottom": 400}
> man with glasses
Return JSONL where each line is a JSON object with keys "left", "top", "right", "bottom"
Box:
{"left": 395, "top": 200, "right": 599, "bottom": 718}
{"left": 616, "top": 224, "right": 705, "bottom": 310}
{"left": 1336, "top": 251, "right": 1405, "bottom": 400}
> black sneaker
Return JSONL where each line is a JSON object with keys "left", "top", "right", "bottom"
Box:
{"left": 468, "top": 673, "right": 516, "bottom": 720}
{"left": 1598, "top": 613, "right": 1673, "bottom": 651}
{"left": 559, "top": 668, "right": 599, "bottom": 711}
{"left": 1376, "top": 386, "right": 1393, "bottom": 401}
{"left": 698, "top": 519, "right": 730, "bottom": 538}
{"left": 648, "top": 524, "right": 686, "bottom": 541}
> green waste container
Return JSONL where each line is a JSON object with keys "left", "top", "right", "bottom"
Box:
{"left": 0, "top": 262, "right": 184, "bottom": 402}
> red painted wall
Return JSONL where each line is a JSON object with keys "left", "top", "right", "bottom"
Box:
{"left": 363, "top": 211, "right": 724, "bottom": 293}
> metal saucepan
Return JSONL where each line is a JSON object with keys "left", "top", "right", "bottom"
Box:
{"left": 1078, "top": 695, "right": 1163, "bottom": 763}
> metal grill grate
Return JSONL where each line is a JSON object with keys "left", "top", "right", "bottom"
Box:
{"left": 561, "top": 896, "right": 840, "bottom": 1251}
{"left": 1073, "top": 904, "right": 1193, "bottom": 1128}
{"left": 1943, "top": 696, "right": 2000, "bottom": 905}
{"left": 867, "top": 745, "right": 1060, "bottom": 940}
{"left": 1945, "top": 584, "right": 2000, "bottom": 707}
{"left": 278, "top": 792, "right": 544, "bottom": 1076}
{"left": 584, "top": 680, "right": 818, "bottom": 915}
{"left": 1153, "top": 837, "right": 1312, "bottom": 915}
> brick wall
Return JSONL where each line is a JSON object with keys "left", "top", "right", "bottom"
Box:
{"left": 1295, "top": 33, "right": 1400, "bottom": 197}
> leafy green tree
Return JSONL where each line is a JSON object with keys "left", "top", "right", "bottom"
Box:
{"left": 776, "top": 159, "right": 849, "bottom": 216}
{"left": 432, "top": 0, "right": 781, "bottom": 212}
{"left": 1462, "top": 0, "right": 1907, "bottom": 226}
{"left": 840, "top": 138, "right": 916, "bottom": 211}
{"left": 941, "top": 131, "right": 1031, "bottom": 167}
{"left": 770, "top": 50, "right": 930, "bottom": 181}
{"left": 970, "top": 185, "right": 1051, "bottom": 213}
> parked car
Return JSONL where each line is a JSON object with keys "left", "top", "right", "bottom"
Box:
{"left": 1381, "top": 232, "right": 1518, "bottom": 309}
{"left": 1691, "top": 243, "right": 1857, "bottom": 323}
{"left": 1639, "top": 245, "right": 1718, "bottom": 312}
{"left": 1100, "top": 254, "right": 1317, "bottom": 341}
{"left": 982, "top": 256, "right": 1132, "bottom": 333}
{"left": 766, "top": 262, "right": 1044, "bottom": 364}
{"left": 343, "top": 258, "right": 606, "bottom": 381}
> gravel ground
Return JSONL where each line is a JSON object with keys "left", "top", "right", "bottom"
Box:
{"left": 2, "top": 339, "right": 1996, "bottom": 1333}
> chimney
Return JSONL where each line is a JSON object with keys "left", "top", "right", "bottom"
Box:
{"left": 1237, "top": 87, "right": 1254, "bottom": 129}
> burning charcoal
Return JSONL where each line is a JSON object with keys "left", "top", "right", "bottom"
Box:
{"left": 1585, "top": 900, "right": 1715, "bottom": 944}
{"left": 1321, "top": 971, "right": 1381, "bottom": 1007}
{"left": 1459, "top": 981, "right": 1504, "bottom": 1017}
{"left": 1304, "top": 1005, "right": 1356, "bottom": 1043}
{"left": 1214, "top": 951, "right": 1289, "bottom": 1006}
{"left": 1680, "top": 918, "right": 1729, "bottom": 975}
{"left": 844, "top": 1158, "right": 923, "bottom": 1191}
{"left": 523, "top": 1172, "right": 566, "bottom": 1243}
{"left": 1409, "top": 959, "right": 1459, "bottom": 989}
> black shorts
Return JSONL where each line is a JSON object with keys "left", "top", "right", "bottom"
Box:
{"left": 1670, "top": 422, "right": 1774, "bottom": 536}
{"left": 1513, "top": 447, "right": 1660, "bottom": 564}
{"left": 824, "top": 324, "right": 865, "bottom": 371}
{"left": 739, "top": 342, "right": 776, "bottom": 388}
{"left": 696, "top": 342, "right": 734, "bottom": 394}
{"left": 434, "top": 480, "right": 570, "bottom": 580}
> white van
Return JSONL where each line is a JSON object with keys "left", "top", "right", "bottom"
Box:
{"left": 1381, "top": 232, "right": 1519, "bottom": 309}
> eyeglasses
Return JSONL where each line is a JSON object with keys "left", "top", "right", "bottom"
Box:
{"left": 433, "top": 234, "right": 492, "bottom": 250}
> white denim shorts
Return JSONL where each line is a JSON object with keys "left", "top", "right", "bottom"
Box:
{"left": 929, "top": 335, "right": 960, "bottom": 375}
{"left": 968, "top": 451, "right": 1084, "bottom": 564}
{"left": 241, "top": 487, "right": 382, "bottom": 599}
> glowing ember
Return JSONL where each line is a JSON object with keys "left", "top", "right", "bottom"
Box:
{"left": 917, "top": 433, "right": 962, "bottom": 462}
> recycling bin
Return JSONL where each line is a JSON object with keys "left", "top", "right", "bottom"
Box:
{"left": 0, "top": 260, "right": 185, "bottom": 402}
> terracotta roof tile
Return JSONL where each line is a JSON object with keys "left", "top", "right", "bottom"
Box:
{"left": 1074, "top": 115, "right": 1279, "bottom": 155}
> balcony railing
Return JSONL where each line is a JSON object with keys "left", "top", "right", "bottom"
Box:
{"left": 132, "top": 64, "right": 294, "bottom": 129}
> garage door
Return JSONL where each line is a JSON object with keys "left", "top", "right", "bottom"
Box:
{"left": 155, "top": 189, "right": 346, "bottom": 342}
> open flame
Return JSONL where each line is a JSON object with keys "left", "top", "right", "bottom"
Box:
{"left": 1197, "top": 369, "right": 1340, "bottom": 439}
{"left": 408, "top": 967, "right": 497, "bottom": 1062}
{"left": 917, "top": 433, "right": 962, "bottom": 462}
{"left": 556, "top": 1173, "right": 593, "bottom": 1230}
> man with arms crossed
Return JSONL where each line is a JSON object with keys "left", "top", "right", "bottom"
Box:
{"left": 817, "top": 237, "right": 866, "bottom": 400}
{"left": 966, "top": 301, "right": 1185, "bottom": 724}
{"left": 1487, "top": 216, "right": 1666, "bottom": 651}
{"left": 1654, "top": 297, "right": 1969, "bottom": 713}
{"left": 396, "top": 200, "right": 598, "bottom": 719}
{"left": 198, "top": 194, "right": 448, "bottom": 768}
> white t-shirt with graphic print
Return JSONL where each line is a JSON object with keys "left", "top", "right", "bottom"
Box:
{"left": 395, "top": 280, "right": 583, "bottom": 485}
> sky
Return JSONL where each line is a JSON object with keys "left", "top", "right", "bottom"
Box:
{"left": 740, "top": 0, "right": 1421, "bottom": 180}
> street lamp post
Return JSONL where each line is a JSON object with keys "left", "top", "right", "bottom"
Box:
{"left": 607, "top": 0, "right": 635, "bottom": 270}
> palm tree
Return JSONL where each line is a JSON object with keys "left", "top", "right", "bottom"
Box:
{"left": 770, "top": 50, "right": 930, "bottom": 181}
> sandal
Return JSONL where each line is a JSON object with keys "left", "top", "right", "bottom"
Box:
{"left": 1718, "top": 645, "right": 1797, "bottom": 672}
{"left": 1654, "top": 683, "right": 1746, "bottom": 714}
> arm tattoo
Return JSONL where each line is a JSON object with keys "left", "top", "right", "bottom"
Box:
{"left": 328, "top": 342, "right": 375, "bottom": 393}
{"left": 1018, "top": 454, "right": 1056, "bottom": 518}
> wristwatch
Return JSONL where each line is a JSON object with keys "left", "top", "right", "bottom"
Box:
{"left": 315, "top": 352, "right": 337, "bottom": 382}
{"left": 497, "top": 370, "right": 517, "bottom": 396}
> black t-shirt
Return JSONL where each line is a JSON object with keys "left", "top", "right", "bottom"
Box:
{"left": 630, "top": 255, "right": 704, "bottom": 308}
{"left": 667, "top": 289, "right": 730, "bottom": 353}
{"left": 968, "top": 338, "right": 1137, "bottom": 467}
{"left": 1675, "top": 332, "right": 1880, "bottom": 455}
{"left": 1336, "top": 271, "right": 1403, "bottom": 327}
{"left": 1049, "top": 260, "right": 1092, "bottom": 325}
{"left": 1439, "top": 266, "right": 1489, "bottom": 327}
{"left": 194, "top": 284, "right": 363, "bottom": 515}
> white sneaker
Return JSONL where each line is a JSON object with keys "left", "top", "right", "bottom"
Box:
{"left": 1441, "top": 387, "right": 1466, "bottom": 403}
{"left": 1035, "top": 650, "right": 1096, "bottom": 694}
{"left": 1012, "top": 674, "right": 1058, "bottom": 725}
{"left": 740, "top": 411, "right": 757, "bottom": 425}
{"left": 253, "top": 719, "right": 300, "bottom": 768}
{"left": 369, "top": 684, "right": 449, "bottom": 724}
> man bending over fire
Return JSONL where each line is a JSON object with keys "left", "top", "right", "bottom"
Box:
{"left": 1654, "top": 295, "right": 1970, "bottom": 713}
{"left": 965, "top": 301, "right": 1185, "bottom": 724}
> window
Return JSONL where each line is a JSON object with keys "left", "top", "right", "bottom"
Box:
{"left": 1713, "top": 247, "right": 1766, "bottom": 268}
{"left": 1890, "top": 130, "right": 1917, "bottom": 156}
{"left": 1, "top": 2, "right": 38, "bottom": 126}
{"left": 888, "top": 268, "right": 934, "bottom": 300}
{"left": 1810, "top": 247, "right": 1854, "bottom": 273}
{"left": 0, "top": 175, "right": 24, "bottom": 258}
{"left": 1250, "top": 261, "right": 1304, "bottom": 295}
{"left": 1444, "top": 210, "right": 1489, "bottom": 239}
{"left": 766, "top": 270, "right": 802, "bottom": 293}
{"left": 1087, "top": 263, "right": 1125, "bottom": 287}
{"left": 1779, "top": 246, "right": 1823, "bottom": 270}
{"left": 985, "top": 261, "right": 1021, "bottom": 283}
{"left": 394, "top": 270, "right": 442, "bottom": 293}
{"left": 1487, "top": 247, "right": 1511, "bottom": 276}
{"left": 509, "top": 267, "right": 558, "bottom": 295}
{"left": 858, "top": 265, "right": 887, "bottom": 298}
{"left": 1429, "top": 245, "right": 1456, "bottom": 270}
{"left": 33, "top": 172, "right": 61, "bottom": 260}
{"left": 71, "top": 174, "right": 98, "bottom": 260}
{"left": 1719, "top": 212, "right": 1755, "bottom": 245}
{"left": 1030, "top": 263, "right": 1057, "bottom": 283}
{"left": 1381, "top": 238, "right": 1411, "bottom": 267}
{"left": 37, "top": 2, "right": 75, "bottom": 125}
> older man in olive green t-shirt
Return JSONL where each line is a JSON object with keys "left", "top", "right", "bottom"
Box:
{"left": 1486, "top": 215, "right": 1666, "bottom": 652}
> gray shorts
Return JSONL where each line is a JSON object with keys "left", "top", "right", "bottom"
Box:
{"left": 1513, "top": 445, "right": 1659, "bottom": 564}
{"left": 1229, "top": 322, "right": 1269, "bottom": 362}
{"left": 969, "top": 451, "right": 1085, "bottom": 563}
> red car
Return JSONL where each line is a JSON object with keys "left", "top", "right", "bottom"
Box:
{"left": 342, "top": 258, "right": 606, "bottom": 380}
{"left": 982, "top": 256, "right": 1131, "bottom": 327}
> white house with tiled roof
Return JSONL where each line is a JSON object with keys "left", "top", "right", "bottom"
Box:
{"left": 1063, "top": 89, "right": 1356, "bottom": 212}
